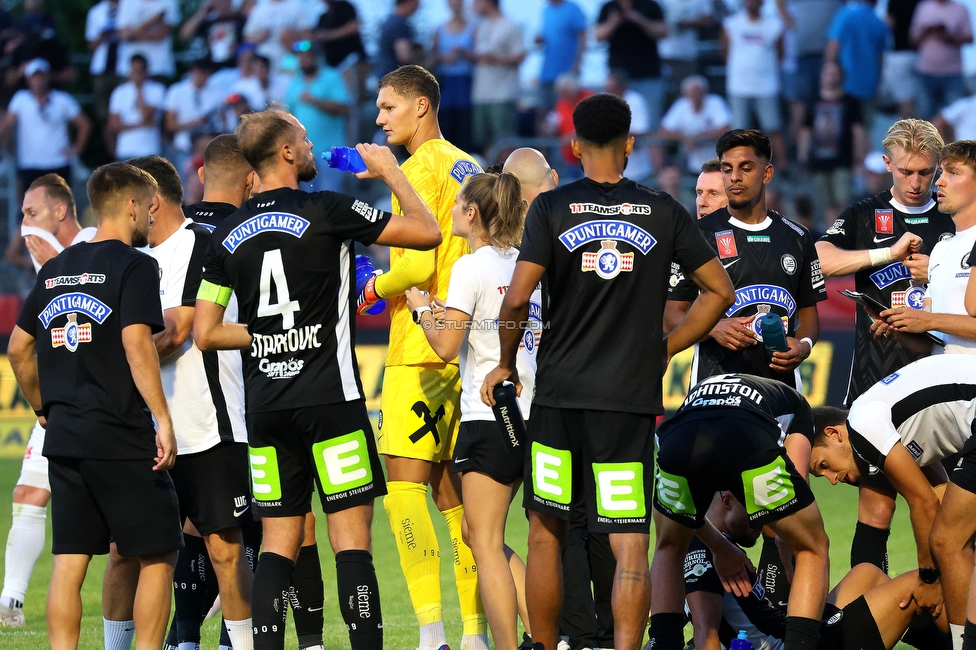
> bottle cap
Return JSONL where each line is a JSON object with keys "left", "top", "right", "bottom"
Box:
{"left": 321, "top": 150, "right": 333, "bottom": 161}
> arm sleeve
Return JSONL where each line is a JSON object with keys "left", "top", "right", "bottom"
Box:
{"left": 573, "top": 5, "right": 587, "bottom": 31}
{"left": 120, "top": 255, "right": 165, "bottom": 333}
{"left": 108, "top": 86, "right": 124, "bottom": 116}
{"left": 847, "top": 400, "right": 900, "bottom": 467}
{"left": 683, "top": 539, "right": 724, "bottom": 595}
{"left": 164, "top": 86, "right": 180, "bottom": 112}
{"left": 517, "top": 196, "right": 553, "bottom": 269}
{"left": 85, "top": 6, "right": 101, "bottom": 42}
{"left": 116, "top": 0, "right": 135, "bottom": 29}
{"left": 668, "top": 260, "right": 698, "bottom": 301}
{"left": 373, "top": 248, "right": 436, "bottom": 297}
{"left": 316, "top": 191, "right": 391, "bottom": 245}
{"left": 791, "top": 398, "right": 816, "bottom": 444}
{"left": 818, "top": 202, "right": 858, "bottom": 250}
{"left": 671, "top": 201, "right": 717, "bottom": 277}
{"left": 63, "top": 94, "right": 81, "bottom": 122}
{"left": 443, "top": 256, "right": 478, "bottom": 316}
{"left": 16, "top": 281, "right": 40, "bottom": 337}
{"left": 797, "top": 229, "right": 828, "bottom": 307}
{"left": 200, "top": 239, "right": 233, "bottom": 294}
{"left": 660, "top": 100, "right": 682, "bottom": 132}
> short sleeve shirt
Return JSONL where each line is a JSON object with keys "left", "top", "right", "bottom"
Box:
{"left": 519, "top": 177, "right": 714, "bottom": 414}
{"left": 8, "top": 89, "right": 81, "bottom": 170}
{"left": 598, "top": 0, "right": 664, "bottom": 80}
{"left": 17, "top": 240, "right": 163, "bottom": 460}
{"left": 200, "top": 188, "right": 391, "bottom": 412}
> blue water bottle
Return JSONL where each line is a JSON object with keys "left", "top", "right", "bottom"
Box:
{"left": 355, "top": 255, "right": 386, "bottom": 315}
{"left": 322, "top": 146, "right": 367, "bottom": 173}
{"left": 757, "top": 312, "right": 789, "bottom": 363}
{"left": 730, "top": 630, "right": 753, "bottom": 650}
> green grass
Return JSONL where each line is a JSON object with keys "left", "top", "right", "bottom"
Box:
{"left": 0, "top": 458, "right": 920, "bottom": 649}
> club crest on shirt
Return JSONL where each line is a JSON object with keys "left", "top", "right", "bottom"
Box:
{"left": 781, "top": 254, "right": 797, "bottom": 275}
{"left": 715, "top": 230, "right": 737, "bottom": 258}
{"left": 875, "top": 209, "right": 893, "bottom": 234}
{"left": 892, "top": 287, "right": 926, "bottom": 309}
{"left": 581, "top": 240, "right": 633, "bottom": 279}
{"left": 51, "top": 313, "right": 91, "bottom": 352}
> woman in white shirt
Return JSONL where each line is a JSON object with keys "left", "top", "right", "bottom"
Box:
{"left": 405, "top": 172, "right": 540, "bottom": 650}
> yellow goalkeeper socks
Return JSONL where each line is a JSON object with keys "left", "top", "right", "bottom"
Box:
{"left": 441, "top": 504, "right": 486, "bottom": 637}
{"left": 384, "top": 481, "right": 443, "bottom": 627}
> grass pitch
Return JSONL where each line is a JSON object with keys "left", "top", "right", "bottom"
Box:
{"left": 0, "top": 458, "right": 921, "bottom": 649}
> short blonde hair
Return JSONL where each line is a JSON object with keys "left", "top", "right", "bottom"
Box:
{"left": 882, "top": 118, "right": 944, "bottom": 159}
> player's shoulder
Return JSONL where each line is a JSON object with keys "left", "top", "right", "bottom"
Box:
{"left": 408, "top": 138, "right": 481, "bottom": 185}
{"left": 770, "top": 210, "right": 813, "bottom": 240}
{"left": 840, "top": 191, "right": 892, "bottom": 220}
{"left": 694, "top": 208, "right": 729, "bottom": 234}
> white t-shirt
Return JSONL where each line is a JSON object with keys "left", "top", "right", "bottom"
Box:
{"left": 147, "top": 219, "right": 247, "bottom": 453}
{"left": 723, "top": 13, "right": 785, "bottom": 97}
{"left": 109, "top": 80, "right": 166, "bottom": 159}
{"left": 940, "top": 96, "right": 976, "bottom": 141}
{"left": 661, "top": 94, "right": 733, "bottom": 173}
{"left": 473, "top": 15, "right": 526, "bottom": 104}
{"left": 116, "top": 0, "right": 180, "bottom": 76}
{"left": 243, "top": 0, "right": 317, "bottom": 70}
{"left": 8, "top": 90, "right": 81, "bottom": 170}
{"left": 86, "top": 0, "right": 118, "bottom": 75}
{"left": 230, "top": 74, "right": 289, "bottom": 110}
{"left": 623, "top": 89, "right": 652, "bottom": 181}
{"left": 164, "top": 78, "right": 224, "bottom": 152}
{"left": 445, "top": 246, "right": 542, "bottom": 422}
{"left": 658, "top": 0, "right": 711, "bottom": 61}
{"left": 925, "top": 223, "right": 976, "bottom": 354}
{"left": 21, "top": 226, "right": 96, "bottom": 272}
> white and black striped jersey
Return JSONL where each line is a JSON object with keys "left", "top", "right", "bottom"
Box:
{"left": 819, "top": 191, "right": 954, "bottom": 404}
{"left": 670, "top": 208, "right": 827, "bottom": 389}
{"left": 847, "top": 355, "right": 976, "bottom": 469}
{"left": 200, "top": 188, "right": 390, "bottom": 412}
{"left": 147, "top": 218, "right": 247, "bottom": 453}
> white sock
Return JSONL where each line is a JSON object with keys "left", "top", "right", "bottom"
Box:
{"left": 460, "top": 634, "right": 490, "bottom": 650}
{"left": 224, "top": 618, "right": 253, "bottom": 650}
{"left": 420, "top": 621, "right": 447, "bottom": 650}
{"left": 953, "top": 623, "right": 965, "bottom": 650}
{"left": 103, "top": 618, "right": 135, "bottom": 650}
{"left": 177, "top": 643, "right": 199, "bottom": 650}
{"left": 1, "top": 503, "right": 46, "bottom": 605}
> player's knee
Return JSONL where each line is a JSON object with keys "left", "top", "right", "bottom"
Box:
{"left": 206, "top": 532, "right": 244, "bottom": 568}
{"left": 12, "top": 484, "right": 49, "bottom": 506}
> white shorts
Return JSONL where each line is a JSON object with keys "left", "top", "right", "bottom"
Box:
{"left": 882, "top": 51, "right": 919, "bottom": 104}
{"left": 16, "top": 421, "right": 50, "bottom": 491}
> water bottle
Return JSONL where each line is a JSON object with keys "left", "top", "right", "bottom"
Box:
{"left": 729, "top": 630, "right": 753, "bottom": 650}
{"left": 757, "top": 312, "right": 789, "bottom": 362}
{"left": 322, "top": 146, "right": 367, "bottom": 173}
{"left": 355, "top": 255, "right": 386, "bottom": 315}
{"left": 492, "top": 381, "right": 527, "bottom": 454}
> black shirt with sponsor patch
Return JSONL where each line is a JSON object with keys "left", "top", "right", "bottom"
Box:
{"left": 518, "top": 177, "right": 714, "bottom": 414}
{"left": 819, "top": 191, "right": 953, "bottom": 404}
{"left": 16, "top": 240, "right": 164, "bottom": 460}
{"left": 200, "top": 188, "right": 390, "bottom": 412}
{"left": 670, "top": 208, "right": 827, "bottom": 386}
{"left": 184, "top": 201, "right": 240, "bottom": 231}
{"left": 663, "top": 373, "right": 815, "bottom": 444}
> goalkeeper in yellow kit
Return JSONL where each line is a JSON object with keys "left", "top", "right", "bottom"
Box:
{"left": 359, "top": 65, "right": 486, "bottom": 650}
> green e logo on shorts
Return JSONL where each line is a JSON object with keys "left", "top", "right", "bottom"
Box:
{"left": 741, "top": 456, "right": 795, "bottom": 515}
{"left": 654, "top": 467, "right": 696, "bottom": 516}
{"left": 532, "top": 441, "right": 572, "bottom": 505}
{"left": 593, "top": 462, "right": 645, "bottom": 518}
{"left": 249, "top": 445, "right": 282, "bottom": 502}
{"left": 313, "top": 430, "right": 373, "bottom": 495}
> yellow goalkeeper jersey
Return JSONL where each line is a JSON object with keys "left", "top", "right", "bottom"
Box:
{"left": 386, "top": 138, "right": 481, "bottom": 367}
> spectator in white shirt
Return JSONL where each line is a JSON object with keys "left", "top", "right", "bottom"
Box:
{"left": 230, "top": 55, "right": 289, "bottom": 112}
{"left": 0, "top": 59, "right": 90, "bottom": 193}
{"left": 164, "top": 58, "right": 222, "bottom": 155}
{"left": 109, "top": 54, "right": 165, "bottom": 160}
{"left": 86, "top": 0, "right": 122, "bottom": 142}
{"left": 243, "top": 0, "right": 317, "bottom": 71}
{"left": 934, "top": 91, "right": 976, "bottom": 141}
{"left": 116, "top": 0, "right": 179, "bottom": 79}
{"left": 605, "top": 68, "right": 652, "bottom": 182}
{"left": 658, "top": 75, "right": 732, "bottom": 174}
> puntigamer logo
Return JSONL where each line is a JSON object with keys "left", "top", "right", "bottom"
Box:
{"left": 38, "top": 292, "right": 112, "bottom": 329}
{"left": 222, "top": 212, "right": 310, "bottom": 253}
{"left": 559, "top": 219, "right": 657, "bottom": 254}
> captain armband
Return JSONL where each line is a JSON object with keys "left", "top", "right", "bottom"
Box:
{"left": 197, "top": 280, "right": 233, "bottom": 307}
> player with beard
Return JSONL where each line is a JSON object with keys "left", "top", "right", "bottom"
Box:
{"left": 8, "top": 162, "right": 182, "bottom": 650}
{"left": 360, "top": 64, "right": 488, "bottom": 650}
{"left": 194, "top": 109, "right": 441, "bottom": 650}
{"left": 815, "top": 119, "right": 952, "bottom": 578}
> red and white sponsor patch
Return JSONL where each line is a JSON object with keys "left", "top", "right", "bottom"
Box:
{"left": 715, "top": 230, "right": 737, "bottom": 258}
{"left": 875, "top": 209, "right": 894, "bottom": 234}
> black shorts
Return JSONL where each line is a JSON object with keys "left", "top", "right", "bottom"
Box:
{"left": 949, "top": 423, "right": 976, "bottom": 495}
{"left": 654, "top": 410, "right": 815, "bottom": 529}
{"left": 522, "top": 405, "right": 655, "bottom": 534}
{"left": 453, "top": 419, "right": 526, "bottom": 485}
{"left": 169, "top": 441, "right": 253, "bottom": 535}
{"left": 48, "top": 456, "right": 183, "bottom": 556}
{"left": 247, "top": 400, "right": 387, "bottom": 517}
{"left": 819, "top": 596, "right": 885, "bottom": 650}
{"left": 858, "top": 464, "right": 896, "bottom": 492}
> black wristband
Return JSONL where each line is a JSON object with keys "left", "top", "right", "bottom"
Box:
{"left": 33, "top": 408, "right": 42, "bottom": 417}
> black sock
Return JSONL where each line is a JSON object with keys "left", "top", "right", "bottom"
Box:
{"left": 785, "top": 616, "right": 821, "bottom": 650}
{"left": 174, "top": 534, "right": 210, "bottom": 644}
{"left": 647, "top": 612, "right": 685, "bottom": 649}
{"left": 252, "top": 552, "right": 295, "bottom": 650}
{"left": 291, "top": 544, "right": 324, "bottom": 649}
{"left": 336, "top": 550, "right": 383, "bottom": 650}
{"left": 850, "top": 521, "right": 890, "bottom": 573}
{"left": 963, "top": 620, "right": 976, "bottom": 650}
{"left": 243, "top": 518, "right": 263, "bottom": 572}
{"left": 165, "top": 620, "right": 178, "bottom": 648}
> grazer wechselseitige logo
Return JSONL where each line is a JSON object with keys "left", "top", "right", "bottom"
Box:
{"left": 39, "top": 292, "right": 112, "bottom": 328}
{"left": 222, "top": 212, "right": 310, "bottom": 253}
{"left": 558, "top": 219, "right": 656, "bottom": 254}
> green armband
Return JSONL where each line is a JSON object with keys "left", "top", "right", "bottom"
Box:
{"left": 197, "top": 280, "right": 233, "bottom": 307}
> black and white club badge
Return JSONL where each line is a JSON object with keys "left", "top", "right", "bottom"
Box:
{"left": 781, "top": 254, "right": 797, "bottom": 275}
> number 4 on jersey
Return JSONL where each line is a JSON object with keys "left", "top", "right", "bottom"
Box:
{"left": 258, "top": 249, "right": 300, "bottom": 329}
